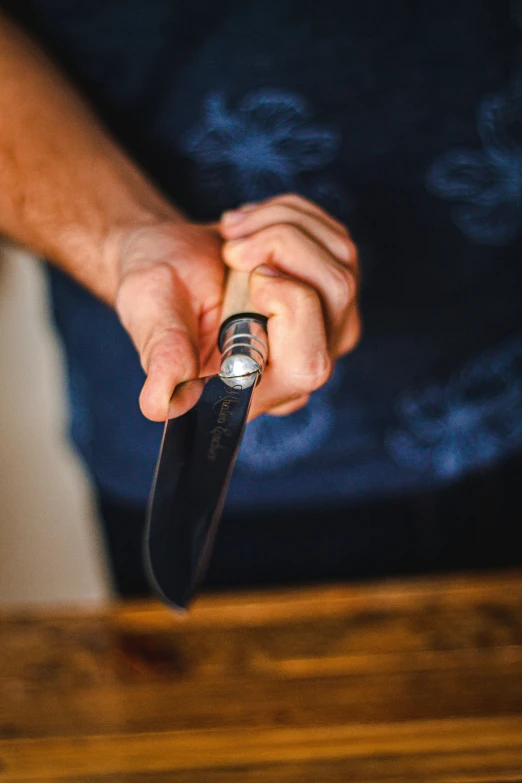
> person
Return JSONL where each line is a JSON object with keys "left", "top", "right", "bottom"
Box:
{"left": 0, "top": 1, "right": 521, "bottom": 598}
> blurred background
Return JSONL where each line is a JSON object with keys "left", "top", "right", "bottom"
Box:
{"left": 0, "top": 242, "right": 111, "bottom": 606}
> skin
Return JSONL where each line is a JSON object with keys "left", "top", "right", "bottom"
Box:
{"left": 0, "top": 12, "right": 360, "bottom": 423}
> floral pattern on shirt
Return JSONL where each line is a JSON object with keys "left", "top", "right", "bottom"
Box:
{"left": 386, "top": 336, "right": 522, "bottom": 478}
{"left": 181, "top": 88, "right": 343, "bottom": 209}
{"left": 427, "top": 92, "right": 522, "bottom": 245}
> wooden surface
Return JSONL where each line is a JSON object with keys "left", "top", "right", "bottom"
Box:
{"left": 1, "top": 571, "right": 522, "bottom": 781}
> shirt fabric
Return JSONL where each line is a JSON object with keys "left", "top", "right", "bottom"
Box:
{"left": 5, "top": 0, "right": 522, "bottom": 513}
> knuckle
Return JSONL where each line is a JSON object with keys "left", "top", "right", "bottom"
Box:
{"left": 340, "top": 233, "right": 356, "bottom": 259}
{"left": 222, "top": 238, "right": 248, "bottom": 266}
{"left": 267, "top": 221, "right": 304, "bottom": 248}
{"left": 260, "top": 203, "right": 293, "bottom": 223}
{"left": 144, "top": 261, "right": 176, "bottom": 289}
{"left": 338, "top": 312, "right": 363, "bottom": 356}
{"left": 292, "top": 351, "right": 332, "bottom": 393}
{"left": 330, "top": 263, "right": 355, "bottom": 311}
{"left": 289, "top": 280, "right": 320, "bottom": 311}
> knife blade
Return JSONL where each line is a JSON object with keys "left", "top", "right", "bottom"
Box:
{"left": 144, "top": 270, "right": 268, "bottom": 610}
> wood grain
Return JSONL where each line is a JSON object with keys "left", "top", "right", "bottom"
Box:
{"left": 1, "top": 571, "right": 522, "bottom": 781}
{"left": 221, "top": 269, "right": 258, "bottom": 321}
{"left": 1, "top": 716, "right": 522, "bottom": 779}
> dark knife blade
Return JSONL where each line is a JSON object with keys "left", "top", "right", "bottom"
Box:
{"left": 144, "top": 373, "right": 256, "bottom": 610}
{"left": 144, "top": 306, "right": 268, "bottom": 610}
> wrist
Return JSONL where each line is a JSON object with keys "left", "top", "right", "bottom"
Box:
{"left": 46, "top": 148, "right": 188, "bottom": 305}
{"left": 64, "top": 179, "right": 188, "bottom": 305}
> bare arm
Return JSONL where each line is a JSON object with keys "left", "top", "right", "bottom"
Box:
{"left": 0, "top": 11, "right": 360, "bottom": 422}
{"left": 0, "top": 10, "right": 175, "bottom": 303}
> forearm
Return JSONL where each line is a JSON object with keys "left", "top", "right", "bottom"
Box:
{"left": 0, "top": 11, "right": 179, "bottom": 304}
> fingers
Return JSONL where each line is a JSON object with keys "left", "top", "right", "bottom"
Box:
{"left": 115, "top": 222, "right": 226, "bottom": 422}
{"left": 222, "top": 193, "right": 351, "bottom": 240}
{"left": 222, "top": 223, "right": 358, "bottom": 357}
{"left": 222, "top": 199, "right": 354, "bottom": 265}
{"left": 246, "top": 267, "right": 332, "bottom": 419}
{"left": 114, "top": 201, "right": 359, "bottom": 425}
{"left": 220, "top": 195, "right": 360, "bottom": 418}
{"left": 220, "top": 194, "right": 359, "bottom": 363}
{"left": 116, "top": 262, "right": 200, "bottom": 421}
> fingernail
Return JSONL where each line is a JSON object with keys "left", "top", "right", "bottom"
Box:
{"left": 222, "top": 210, "right": 246, "bottom": 225}
{"left": 238, "top": 201, "right": 259, "bottom": 211}
{"left": 254, "top": 264, "right": 284, "bottom": 277}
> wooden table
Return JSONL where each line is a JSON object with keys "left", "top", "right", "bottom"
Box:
{"left": 1, "top": 571, "right": 522, "bottom": 782}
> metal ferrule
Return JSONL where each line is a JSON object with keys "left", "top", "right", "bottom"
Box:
{"left": 219, "top": 317, "right": 268, "bottom": 389}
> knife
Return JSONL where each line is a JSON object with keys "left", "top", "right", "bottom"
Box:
{"left": 144, "top": 269, "right": 268, "bottom": 611}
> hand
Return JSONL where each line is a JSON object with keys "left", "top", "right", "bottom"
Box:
{"left": 220, "top": 194, "right": 360, "bottom": 419}
{"left": 115, "top": 220, "right": 225, "bottom": 421}
{"left": 115, "top": 194, "right": 360, "bottom": 422}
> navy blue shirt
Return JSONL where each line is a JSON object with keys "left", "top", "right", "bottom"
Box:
{"left": 6, "top": 0, "right": 522, "bottom": 511}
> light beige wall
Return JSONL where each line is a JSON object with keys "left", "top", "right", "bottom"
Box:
{"left": 0, "top": 244, "right": 112, "bottom": 607}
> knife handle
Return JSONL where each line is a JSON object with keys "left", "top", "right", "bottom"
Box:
{"left": 218, "top": 269, "right": 268, "bottom": 383}
{"left": 219, "top": 268, "right": 259, "bottom": 320}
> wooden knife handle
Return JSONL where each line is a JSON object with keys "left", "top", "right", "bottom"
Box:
{"left": 218, "top": 269, "right": 268, "bottom": 376}
{"left": 220, "top": 269, "right": 260, "bottom": 322}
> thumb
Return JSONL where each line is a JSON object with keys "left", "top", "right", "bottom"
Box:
{"left": 139, "top": 320, "right": 199, "bottom": 421}
{"left": 116, "top": 266, "right": 200, "bottom": 422}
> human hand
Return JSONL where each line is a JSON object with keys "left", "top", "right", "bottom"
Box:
{"left": 220, "top": 194, "right": 360, "bottom": 419}
{"left": 115, "top": 219, "right": 225, "bottom": 421}
{"left": 115, "top": 194, "right": 360, "bottom": 423}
